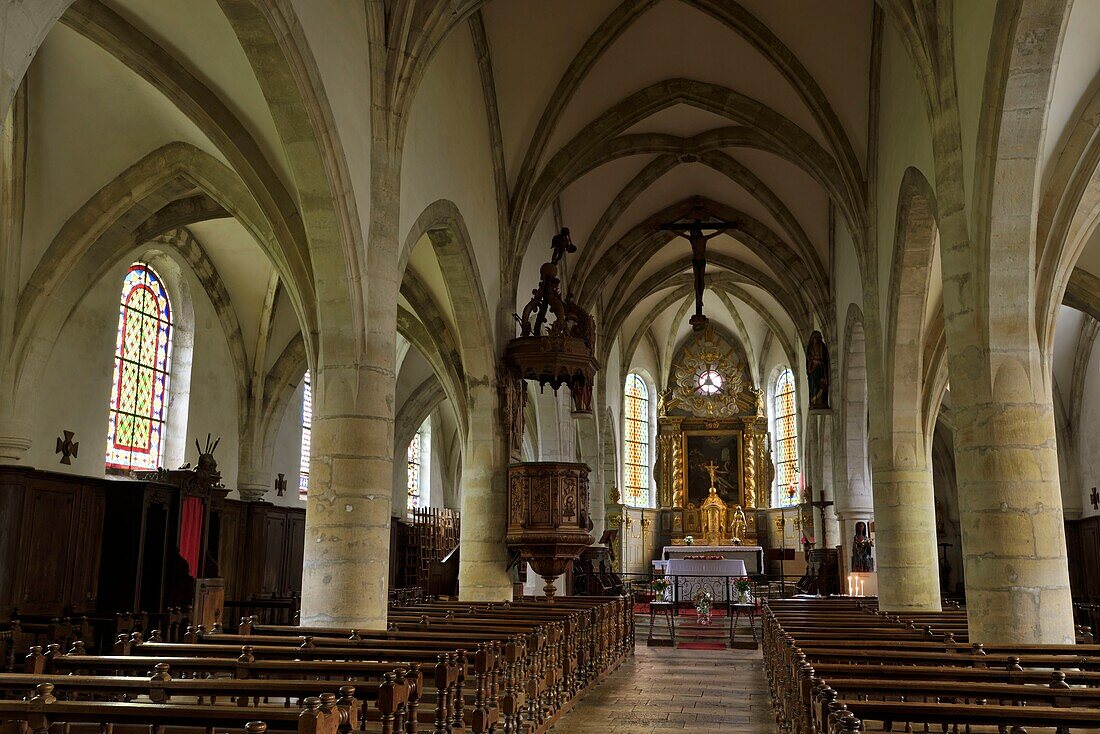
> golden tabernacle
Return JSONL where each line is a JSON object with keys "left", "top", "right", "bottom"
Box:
{"left": 651, "top": 326, "right": 773, "bottom": 549}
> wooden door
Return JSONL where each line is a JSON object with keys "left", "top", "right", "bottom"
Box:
{"left": 69, "top": 486, "right": 105, "bottom": 613}
{"left": 1082, "top": 519, "right": 1100, "bottom": 601}
{"left": 282, "top": 511, "right": 305, "bottom": 595}
{"left": 261, "top": 509, "right": 288, "bottom": 596}
{"left": 15, "top": 482, "right": 79, "bottom": 614}
{"left": 217, "top": 501, "right": 246, "bottom": 599}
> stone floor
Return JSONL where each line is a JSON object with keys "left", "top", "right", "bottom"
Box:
{"left": 550, "top": 644, "right": 777, "bottom": 733}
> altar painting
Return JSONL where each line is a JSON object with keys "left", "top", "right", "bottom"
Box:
{"left": 683, "top": 430, "right": 742, "bottom": 506}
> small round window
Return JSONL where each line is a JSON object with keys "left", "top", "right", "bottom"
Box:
{"left": 696, "top": 368, "right": 723, "bottom": 395}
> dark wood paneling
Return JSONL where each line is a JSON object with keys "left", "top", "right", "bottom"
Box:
{"left": 284, "top": 513, "right": 305, "bottom": 595}
{"left": 70, "top": 486, "right": 105, "bottom": 613}
{"left": 261, "top": 511, "right": 288, "bottom": 594}
{"left": 16, "top": 483, "right": 79, "bottom": 614}
{"left": 217, "top": 500, "right": 247, "bottom": 599}
{"left": 1083, "top": 520, "right": 1100, "bottom": 601}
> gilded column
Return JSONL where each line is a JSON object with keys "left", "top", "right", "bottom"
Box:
{"left": 754, "top": 431, "right": 768, "bottom": 508}
{"left": 742, "top": 429, "right": 756, "bottom": 509}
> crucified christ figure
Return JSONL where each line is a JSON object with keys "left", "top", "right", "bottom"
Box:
{"left": 659, "top": 200, "right": 739, "bottom": 331}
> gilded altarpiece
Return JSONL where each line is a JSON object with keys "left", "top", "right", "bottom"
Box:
{"left": 655, "top": 329, "right": 771, "bottom": 547}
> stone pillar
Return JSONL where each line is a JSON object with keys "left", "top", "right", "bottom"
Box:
{"left": 951, "top": 378, "right": 1073, "bottom": 643}
{"left": 300, "top": 366, "right": 393, "bottom": 629}
{"left": 868, "top": 462, "right": 940, "bottom": 611}
{"left": 862, "top": 292, "right": 941, "bottom": 612}
{"left": 236, "top": 467, "right": 269, "bottom": 502}
{"left": 574, "top": 411, "right": 604, "bottom": 540}
{"left": 0, "top": 409, "right": 30, "bottom": 464}
{"left": 458, "top": 379, "right": 512, "bottom": 601}
{"left": 300, "top": 147, "right": 400, "bottom": 629}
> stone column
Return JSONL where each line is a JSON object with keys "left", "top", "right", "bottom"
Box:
{"left": 868, "top": 461, "right": 940, "bottom": 611}
{"left": 951, "top": 378, "right": 1073, "bottom": 643}
{"left": 458, "top": 379, "right": 512, "bottom": 601}
{"left": 300, "top": 147, "right": 399, "bottom": 629}
{"left": 574, "top": 411, "right": 604, "bottom": 539}
{"left": 0, "top": 409, "right": 30, "bottom": 464}
{"left": 862, "top": 282, "right": 941, "bottom": 611}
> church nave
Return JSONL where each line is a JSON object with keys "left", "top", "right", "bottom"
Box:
{"left": 2, "top": 0, "right": 1100, "bottom": 732}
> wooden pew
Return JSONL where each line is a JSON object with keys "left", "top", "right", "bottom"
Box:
{"left": 763, "top": 598, "right": 1100, "bottom": 733}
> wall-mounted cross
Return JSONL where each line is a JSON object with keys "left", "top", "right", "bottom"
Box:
{"left": 55, "top": 430, "right": 78, "bottom": 465}
{"left": 1091, "top": 487, "right": 1098, "bottom": 510}
{"left": 275, "top": 473, "right": 288, "bottom": 497}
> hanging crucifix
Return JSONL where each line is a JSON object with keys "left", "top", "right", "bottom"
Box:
{"left": 659, "top": 198, "right": 740, "bottom": 331}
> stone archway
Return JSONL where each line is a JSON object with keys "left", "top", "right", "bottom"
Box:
{"left": 870, "top": 166, "right": 942, "bottom": 612}
{"left": 402, "top": 200, "right": 509, "bottom": 602}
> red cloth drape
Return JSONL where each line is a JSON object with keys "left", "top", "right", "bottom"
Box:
{"left": 179, "top": 496, "right": 204, "bottom": 578}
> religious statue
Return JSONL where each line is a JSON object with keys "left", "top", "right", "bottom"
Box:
{"left": 806, "top": 330, "right": 831, "bottom": 410}
{"left": 703, "top": 459, "right": 720, "bottom": 489}
{"left": 852, "top": 521, "right": 874, "bottom": 572}
{"left": 731, "top": 504, "right": 747, "bottom": 544}
{"left": 659, "top": 198, "right": 740, "bottom": 332}
{"left": 657, "top": 387, "right": 675, "bottom": 417}
{"left": 699, "top": 461, "right": 728, "bottom": 546}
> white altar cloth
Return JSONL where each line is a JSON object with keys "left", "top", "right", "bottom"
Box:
{"left": 666, "top": 558, "right": 747, "bottom": 578}
{"left": 658, "top": 558, "right": 749, "bottom": 603}
{"left": 662, "top": 545, "right": 764, "bottom": 574}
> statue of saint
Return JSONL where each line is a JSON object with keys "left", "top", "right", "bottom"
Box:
{"left": 731, "top": 505, "right": 747, "bottom": 544}
{"left": 852, "top": 521, "right": 874, "bottom": 572}
{"left": 806, "top": 330, "right": 831, "bottom": 410}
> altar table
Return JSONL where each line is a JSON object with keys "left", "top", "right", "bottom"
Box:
{"left": 661, "top": 558, "right": 749, "bottom": 604}
{"left": 662, "top": 545, "right": 764, "bottom": 574}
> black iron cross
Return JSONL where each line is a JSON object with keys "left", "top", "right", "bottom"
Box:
{"left": 55, "top": 430, "right": 79, "bottom": 465}
{"left": 275, "top": 473, "right": 288, "bottom": 497}
{"left": 1091, "top": 487, "right": 1098, "bottom": 510}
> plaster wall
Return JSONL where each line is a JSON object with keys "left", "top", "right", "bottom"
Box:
{"left": 21, "top": 25, "right": 224, "bottom": 290}
{"left": 951, "top": 0, "right": 997, "bottom": 236}
{"left": 288, "top": 0, "right": 372, "bottom": 266}
{"left": 401, "top": 26, "right": 500, "bottom": 331}
{"left": 24, "top": 251, "right": 243, "bottom": 492}
{"left": 268, "top": 379, "right": 308, "bottom": 508}
{"left": 1075, "top": 338, "right": 1100, "bottom": 519}
{"left": 874, "top": 21, "right": 936, "bottom": 338}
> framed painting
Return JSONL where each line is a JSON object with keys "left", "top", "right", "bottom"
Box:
{"left": 681, "top": 429, "right": 743, "bottom": 507}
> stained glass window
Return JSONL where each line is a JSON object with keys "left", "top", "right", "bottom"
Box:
{"left": 623, "top": 374, "right": 650, "bottom": 507}
{"left": 774, "top": 368, "right": 800, "bottom": 507}
{"left": 105, "top": 263, "right": 173, "bottom": 472}
{"left": 407, "top": 418, "right": 430, "bottom": 512}
{"left": 299, "top": 371, "right": 312, "bottom": 498}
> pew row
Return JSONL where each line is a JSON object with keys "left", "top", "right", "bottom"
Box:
{"left": 764, "top": 597, "right": 1100, "bottom": 733}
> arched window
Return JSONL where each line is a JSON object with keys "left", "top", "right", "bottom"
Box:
{"left": 407, "top": 418, "right": 431, "bottom": 512}
{"left": 105, "top": 263, "right": 173, "bottom": 472}
{"left": 623, "top": 373, "right": 650, "bottom": 507}
{"left": 774, "top": 368, "right": 800, "bottom": 507}
{"left": 299, "top": 371, "right": 312, "bottom": 498}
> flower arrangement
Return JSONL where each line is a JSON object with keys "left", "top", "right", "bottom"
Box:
{"left": 733, "top": 576, "right": 751, "bottom": 604}
{"left": 693, "top": 589, "right": 713, "bottom": 625}
{"left": 684, "top": 555, "right": 725, "bottom": 560}
{"left": 683, "top": 535, "right": 695, "bottom": 546}
{"left": 651, "top": 577, "right": 670, "bottom": 598}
